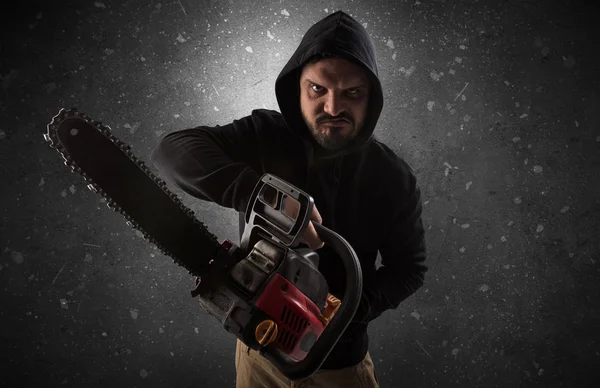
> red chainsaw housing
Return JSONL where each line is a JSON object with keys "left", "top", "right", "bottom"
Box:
{"left": 255, "top": 273, "right": 326, "bottom": 361}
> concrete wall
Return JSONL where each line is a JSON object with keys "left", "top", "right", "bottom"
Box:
{"left": 1, "top": 0, "right": 598, "bottom": 387}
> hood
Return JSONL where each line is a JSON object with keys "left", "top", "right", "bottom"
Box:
{"left": 275, "top": 10, "right": 384, "bottom": 160}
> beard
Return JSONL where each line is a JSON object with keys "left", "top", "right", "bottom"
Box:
{"left": 301, "top": 111, "right": 360, "bottom": 151}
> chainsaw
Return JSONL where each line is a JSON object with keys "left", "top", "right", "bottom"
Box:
{"left": 43, "top": 108, "right": 363, "bottom": 381}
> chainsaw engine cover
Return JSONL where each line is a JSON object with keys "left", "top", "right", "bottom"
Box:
{"left": 198, "top": 238, "right": 329, "bottom": 361}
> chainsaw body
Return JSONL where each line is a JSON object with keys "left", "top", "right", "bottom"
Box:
{"left": 195, "top": 238, "right": 333, "bottom": 362}
{"left": 192, "top": 175, "right": 363, "bottom": 379}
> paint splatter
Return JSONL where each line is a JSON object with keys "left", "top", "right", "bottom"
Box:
{"left": 140, "top": 369, "right": 149, "bottom": 378}
{"left": 455, "top": 57, "right": 462, "bottom": 63}
{"left": 411, "top": 311, "right": 421, "bottom": 320}
{"left": 386, "top": 39, "right": 395, "bottom": 49}
{"left": 560, "top": 206, "right": 570, "bottom": 213}
{"left": 60, "top": 299, "right": 69, "bottom": 309}
{"left": 430, "top": 71, "right": 441, "bottom": 81}
{"left": 463, "top": 114, "right": 471, "bottom": 122}
{"left": 444, "top": 162, "right": 453, "bottom": 176}
{"left": 130, "top": 309, "right": 139, "bottom": 320}
{"left": 479, "top": 284, "right": 489, "bottom": 292}
{"left": 400, "top": 65, "right": 416, "bottom": 77}
{"left": 536, "top": 224, "right": 544, "bottom": 233}
{"left": 95, "top": 2, "right": 106, "bottom": 8}
{"left": 267, "top": 30, "right": 275, "bottom": 40}
{"left": 563, "top": 55, "right": 576, "bottom": 68}
{"left": 466, "top": 181, "right": 472, "bottom": 190}
{"left": 427, "top": 101, "right": 435, "bottom": 111}
{"left": 11, "top": 251, "right": 24, "bottom": 264}
{"left": 459, "top": 247, "right": 466, "bottom": 253}
{"left": 513, "top": 136, "right": 521, "bottom": 143}
{"left": 501, "top": 236, "right": 507, "bottom": 242}
{"left": 534, "top": 36, "right": 544, "bottom": 48}
{"left": 281, "top": 9, "right": 290, "bottom": 16}
{"left": 533, "top": 165, "right": 543, "bottom": 174}
{"left": 124, "top": 122, "right": 141, "bottom": 134}
{"left": 245, "top": 46, "right": 253, "bottom": 53}
{"left": 541, "top": 46, "right": 551, "bottom": 57}
{"left": 176, "top": 33, "right": 186, "bottom": 43}
{"left": 514, "top": 197, "right": 522, "bottom": 204}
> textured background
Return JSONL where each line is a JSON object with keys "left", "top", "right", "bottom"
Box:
{"left": 1, "top": 0, "right": 599, "bottom": 387}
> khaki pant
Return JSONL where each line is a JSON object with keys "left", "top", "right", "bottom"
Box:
{"left": 235, "top": 339, "right": 380, "bottom": 388}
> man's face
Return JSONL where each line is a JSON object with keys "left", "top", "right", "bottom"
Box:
{"left": 299, "top": 57, "right": 370, "bottom": 151}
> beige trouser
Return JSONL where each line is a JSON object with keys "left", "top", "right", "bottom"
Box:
{"left": 234, "top": 339, "right": 380, "bottom": 388}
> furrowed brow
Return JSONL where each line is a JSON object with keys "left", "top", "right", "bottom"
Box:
{"left": 305, "top": 78, "right": 367, "bottom": 90}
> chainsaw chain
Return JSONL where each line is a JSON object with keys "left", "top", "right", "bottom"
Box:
{"left": 44, "top": 107, "right": 225, "bottom": 276}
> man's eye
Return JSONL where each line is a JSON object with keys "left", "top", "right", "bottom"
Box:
{"left": 347, "top": 88, "right": 359, "bottom": 95}
{"left": 310, "top": 84, "right": 323, "bottom": 92}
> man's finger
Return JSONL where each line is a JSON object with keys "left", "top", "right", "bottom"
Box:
{"left": 304, "top": 221, "right": 324, "bottom": 250}
{"left": 311, "top": 205, "right": 323, "bottom": 224}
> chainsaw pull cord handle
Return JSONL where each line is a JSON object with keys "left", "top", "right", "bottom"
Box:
{"left": 261, "top": 222, "right": 363, "bottom": 381}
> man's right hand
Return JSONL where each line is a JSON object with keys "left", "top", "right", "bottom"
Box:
{"left": 282, "top": 196, "right": 324, "bottom": 250}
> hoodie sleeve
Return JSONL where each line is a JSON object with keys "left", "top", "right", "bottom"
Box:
{"left": 358, "top": 165, "right": 428, "bottom": 323}
{"left": 150, "top": 115, "right": 263, "bottom": 213}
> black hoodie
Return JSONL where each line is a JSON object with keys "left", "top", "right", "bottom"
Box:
{"left": 151, "top": 10, "right": 427, "bottom": 371}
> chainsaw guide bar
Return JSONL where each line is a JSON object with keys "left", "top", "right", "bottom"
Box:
{"left": 44, "top": 107, "right": 227, "bottom": 277}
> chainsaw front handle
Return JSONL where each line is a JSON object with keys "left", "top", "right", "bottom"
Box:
{"left": 241, "top": 173, "right": 363, "bottom": 381}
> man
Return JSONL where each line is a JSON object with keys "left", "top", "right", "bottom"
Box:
{"left": 151, "top": 10, "right": 427, "bottom": 388}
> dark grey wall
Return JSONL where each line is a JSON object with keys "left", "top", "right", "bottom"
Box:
{"left": 1, "top": 0, "right": 599, "bottom": 387}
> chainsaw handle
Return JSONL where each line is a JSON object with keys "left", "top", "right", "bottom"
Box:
{"left": 262, "top": 222, "right": 363, "bottom": 381}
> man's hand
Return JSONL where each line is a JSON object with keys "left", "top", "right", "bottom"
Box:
{"left": 282, "top": 195, "right": 324, "bottom": 250}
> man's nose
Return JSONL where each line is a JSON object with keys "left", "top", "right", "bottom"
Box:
{"left": 323, "top": 92, "right": 345, "bottom": 117}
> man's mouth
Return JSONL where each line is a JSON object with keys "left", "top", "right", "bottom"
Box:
{"left": 321, "top": 119, "right": 350, "bottom": 126}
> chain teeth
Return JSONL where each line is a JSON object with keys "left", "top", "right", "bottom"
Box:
{"left": 44, "top": 107, "right": 225, "bottom": 276}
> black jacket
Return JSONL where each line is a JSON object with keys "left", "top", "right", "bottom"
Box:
{"left": 151, "top": 10, "right": 427, "bottom": 370}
